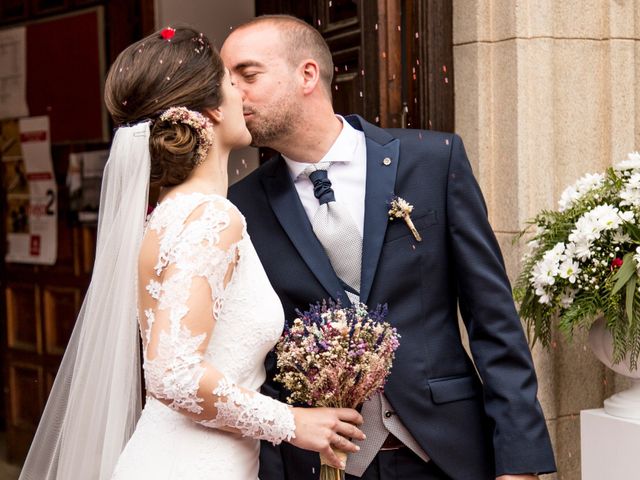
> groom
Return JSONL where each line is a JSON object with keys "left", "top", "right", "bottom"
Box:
{"left": 223, "top": 14, "right": 556, "bottom": 480}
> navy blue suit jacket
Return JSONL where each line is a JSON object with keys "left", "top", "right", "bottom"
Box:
{"left": 228, "top": 115, "right": 556, "bottom": 480}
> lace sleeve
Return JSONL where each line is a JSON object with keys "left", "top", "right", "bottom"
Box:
{"left": 141, "top": 198, "right": 295, "bottom": 445}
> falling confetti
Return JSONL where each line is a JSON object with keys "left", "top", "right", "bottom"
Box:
{"left": 445, "top": 139, "right": 450, "bottom": 145}
{"left": 160, "top": 59, "right": 163, "bottom": 64}
{"left": 375, "top": 23, "right": 378, "bottom": 30}
{"left": 382, "top": 51, "right": 387, "bottom": 59}
{"left": 397, "top": 25, "right": 401, "bottom": 31}
{"left": 359, "top": 91, "right": 363, "bottom": 97}
{"left": 415, "top": 32, "right": 420, "bottom": 39}
{"left": 444, "top": 77, "right": 449, "bottom": 84}
{"left": 375, "top": 116, "right": 380, "bottom": 123}
{"left": 361, "top": 69, "right": 365, "bottom": 76}
{"left": 442, "top": 65, "right": 447, "bottom": 73}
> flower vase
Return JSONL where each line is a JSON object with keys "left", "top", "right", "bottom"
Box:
{"left": 588, "top": 318, "right": 640, "bottom": 419}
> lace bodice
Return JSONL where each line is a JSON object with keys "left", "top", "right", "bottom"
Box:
{"left": 137, "top": 192, "right": 295, "bottom": 445}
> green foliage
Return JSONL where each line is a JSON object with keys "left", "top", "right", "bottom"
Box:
{"left": 514, "top": 162, "right": 640, "bottom": 369}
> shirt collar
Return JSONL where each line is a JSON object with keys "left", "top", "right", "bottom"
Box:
{"left": 283, "top": 115, "right": 360, "bottom": 182}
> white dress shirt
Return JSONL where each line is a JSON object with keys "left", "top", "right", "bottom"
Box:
{"left": 283, "top": 116, "right": 367, "bottom": 236}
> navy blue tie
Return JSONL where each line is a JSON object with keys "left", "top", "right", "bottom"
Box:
{"left": 308, "top": 169, "right": 335, "bottom": 205}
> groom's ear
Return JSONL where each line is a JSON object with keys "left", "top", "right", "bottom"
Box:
{"left": 299, "top": 59, "right": 321, "bottom": 95}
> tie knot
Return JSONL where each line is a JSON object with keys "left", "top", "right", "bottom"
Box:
{"left": 304, "top": 164, "right": 335, "bottom": 205}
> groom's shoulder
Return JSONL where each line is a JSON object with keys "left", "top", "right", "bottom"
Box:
{"left": 228, "top": 154, "right": 279, "bottom": 202}
{"left": 386, "top": 127, "right": 457, "bottom": 151}
{"left": 379, "top": 127, "right": 462, "bottom": 171}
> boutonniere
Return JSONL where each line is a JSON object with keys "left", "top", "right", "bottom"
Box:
{"left": 387, "top": 196, "right": 422, "bottom": 242}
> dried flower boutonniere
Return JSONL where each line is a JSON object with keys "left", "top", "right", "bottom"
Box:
{"left": 388, "top": 196, "right": 422, "bottom": 242}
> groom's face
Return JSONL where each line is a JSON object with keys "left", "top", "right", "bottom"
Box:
{"left": 221, "top": 24, "right": 298, "bottom": 147}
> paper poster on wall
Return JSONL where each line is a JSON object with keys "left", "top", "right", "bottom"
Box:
{"left": 3, "top": 116, "right": 57, "bottom": 264}
{"left": 0, "top": 27, "right": 29, "bottom": 120}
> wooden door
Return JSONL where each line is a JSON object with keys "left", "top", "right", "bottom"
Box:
{"left": 255, "top": 0, "right": 454, "bottom": 132}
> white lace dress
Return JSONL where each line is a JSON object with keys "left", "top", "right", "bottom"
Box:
{"left": 112, "top": 192, "right": 295, "bottom": 480}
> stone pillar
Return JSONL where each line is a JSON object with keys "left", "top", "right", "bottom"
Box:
{"left": 452, "top": 1, "right": 640, "bottom": 479}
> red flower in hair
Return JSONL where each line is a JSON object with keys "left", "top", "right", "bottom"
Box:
{"left": 161, "top": 27, "right": 176, "bottom": 40}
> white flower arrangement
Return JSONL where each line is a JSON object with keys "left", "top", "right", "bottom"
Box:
{"left": 515, "top": 152, "right": 640, "bottom": 368}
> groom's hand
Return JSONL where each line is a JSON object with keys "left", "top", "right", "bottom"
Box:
{"left": 497, "top": 476, "right": 538, "bottom": 480}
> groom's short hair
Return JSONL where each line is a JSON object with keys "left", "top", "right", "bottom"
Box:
{"left": 234, "top": 15, "right": 334, "bottom": 97}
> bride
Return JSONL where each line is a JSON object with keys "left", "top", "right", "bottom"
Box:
{"left": 19, "top": 26, "right": 364, "bottom": 480}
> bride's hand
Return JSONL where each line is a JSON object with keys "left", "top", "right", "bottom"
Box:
{"left": 289, "top": 407, "right": 365, "bottom": 469}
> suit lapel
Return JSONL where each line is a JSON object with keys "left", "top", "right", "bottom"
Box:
{"left": 261, "top": 157, "right": 348, "bottom": 303}
{"left": 346, "top": 116, "right": 400, "bottom": 305}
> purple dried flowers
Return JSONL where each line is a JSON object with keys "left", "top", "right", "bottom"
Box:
{"left": 275, "top": 300, "right": 400, "bottom": 409}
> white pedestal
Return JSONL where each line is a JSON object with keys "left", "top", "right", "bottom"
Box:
{"left": 580, "top": 408, "right": 640, "bottom": 479}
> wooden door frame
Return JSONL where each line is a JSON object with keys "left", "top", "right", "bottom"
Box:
{"left": 377, "top": 0, "right": 454, "bottom": 132}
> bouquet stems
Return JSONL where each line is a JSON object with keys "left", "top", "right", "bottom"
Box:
{"left": 320, "top": 449, "right": 347, "bottom": 480}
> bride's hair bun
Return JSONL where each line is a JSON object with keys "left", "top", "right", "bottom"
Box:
{"left": 149, "top": 120, "right": 199, "bottom": 186}
{"left": 104, "top": 25, "right": 224, "bottom": 187}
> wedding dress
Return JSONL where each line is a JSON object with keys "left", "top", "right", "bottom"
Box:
{"left": 111, "top": 191, "right": 295, "bottom": 479}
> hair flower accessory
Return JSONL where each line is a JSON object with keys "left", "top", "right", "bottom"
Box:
{"left": 159, "top": 106, "right": 214, "bottom": 165}
{"left": 161, "top": 27, "right": 176, "bottom": 41}
{"left": 388, "top": 195, "right": 422, "bottom": 242}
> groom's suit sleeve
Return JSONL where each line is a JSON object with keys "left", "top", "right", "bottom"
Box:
{"left": 445, "top": 134, "right": 556, "bottom": 476}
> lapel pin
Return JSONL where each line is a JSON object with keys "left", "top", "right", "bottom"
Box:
{"left": 383, "top": 157, "right": 392, "bottom": 166}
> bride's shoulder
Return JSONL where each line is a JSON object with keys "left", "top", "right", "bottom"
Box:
{"left": 149, "top": 192, "right": 246, "bottom": 241}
